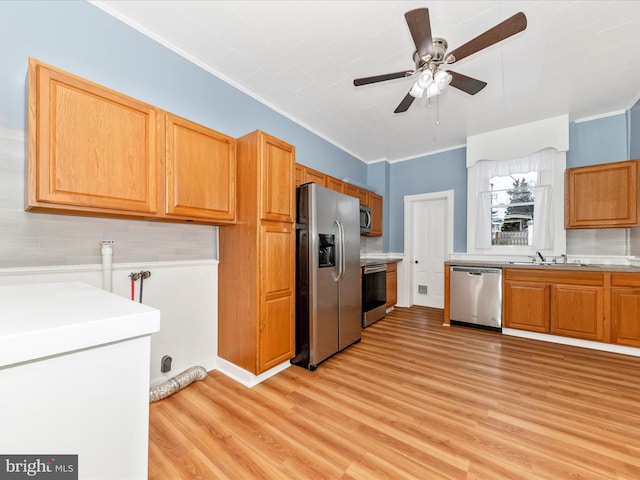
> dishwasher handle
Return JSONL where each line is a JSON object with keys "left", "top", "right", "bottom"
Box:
{"left": 451, "top": 266, "right": 502, "bottom": 275}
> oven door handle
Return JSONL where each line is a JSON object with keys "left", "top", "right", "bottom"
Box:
{"left": 363, "top": 264, "right": 387, "bottom": 274}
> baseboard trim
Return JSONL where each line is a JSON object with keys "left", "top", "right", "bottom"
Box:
{"left": 215, "top": 357, "right": 291, "bottom": 387}
{"left": 502, "top": 328, "right": 640, "bottom": 357}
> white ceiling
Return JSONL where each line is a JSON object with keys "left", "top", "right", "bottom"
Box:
{"left": 92, "top": 1, "right": 640, "bottom": 164}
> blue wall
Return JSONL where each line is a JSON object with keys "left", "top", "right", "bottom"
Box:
{"left": 630, "top": 105, "right": 640, "bottom": 159}
{"left": 0, "top": 1, "right": 365, "bottom": 182}
{"left": 387, "top": 148, "right": 468, "bottom": 253}
{"left": 1, "top": 1, "right": 636, "bottom": 262}
{"left": 567, "top": 113, "right": 628, "bottom": 167}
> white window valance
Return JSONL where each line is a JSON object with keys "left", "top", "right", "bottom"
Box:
{"left": 467, "top": 114, "right": 569, "bottom": 168}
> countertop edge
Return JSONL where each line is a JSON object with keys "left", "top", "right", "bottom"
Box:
{"left": 0, "top": 282, "right": 160, "bottom": 368}
{"left": 361, "top": 256, "right": 403, "bottom": 267}
{"left": 445, "top": 260, "right": 640, "bottom": 273}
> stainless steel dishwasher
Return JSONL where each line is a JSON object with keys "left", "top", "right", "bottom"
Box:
{"left": 449, "top": 266, "right": 502, "bottom": 331}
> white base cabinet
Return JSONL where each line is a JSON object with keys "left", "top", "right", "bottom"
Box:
{"left": 0, "top": 282, "right": 160, "bottom": 479}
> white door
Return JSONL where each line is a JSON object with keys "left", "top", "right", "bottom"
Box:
{"left": 405, "top": 192, "right": 452, "bottom": 308}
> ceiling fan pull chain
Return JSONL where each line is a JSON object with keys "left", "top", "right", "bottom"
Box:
{"left": 436, "top": 93, "right": 440, "bottom": 126}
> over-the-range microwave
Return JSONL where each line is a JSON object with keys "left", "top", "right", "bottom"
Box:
{"left": 360, "top": 205, "right": 372, "bottom": 235}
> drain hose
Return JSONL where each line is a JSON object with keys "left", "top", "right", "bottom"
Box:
{"left": 149, "top": 366, "right": 207, "bottom": 403}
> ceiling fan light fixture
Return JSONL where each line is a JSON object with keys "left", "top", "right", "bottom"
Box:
{"left": 434, "top": 70, "right": 452, "bottom": 88}
{"left": 409, "top": 71, "right": 433, "bottom": 97}
{"left": 409, "top": 83, "right": 424, "bottom": 98}
{"left": 416, "top": 70, "right": 433, "bottom": 88}
{"left": 425, "top": 82, "right": 440, "bottom": 98}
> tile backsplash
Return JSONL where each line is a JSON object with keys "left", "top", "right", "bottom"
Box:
{"left": 566, "top": 227, "right": 639, "bottom": 256}
{"left": 1, "top": 128, "right": 217, "bottom": 268}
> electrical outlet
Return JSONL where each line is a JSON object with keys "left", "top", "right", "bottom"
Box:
{"left": 161, "top": 355, "right": 172, "bottom": 373}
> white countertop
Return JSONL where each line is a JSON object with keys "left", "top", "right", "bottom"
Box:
{"left": 0, "top": 282, "right": 160, "bottom": 367}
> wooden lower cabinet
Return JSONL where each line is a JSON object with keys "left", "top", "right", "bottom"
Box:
{"left": 504, "top": 281, "right": 550, "bottom": 333}
{"left": 551, "top": 284, "right": 604, "bottom": 341}
{"left": 503, "top": 268, "right": 606, "bottom": 342}
{"left": 610, "top": 288, "right": 640, "bottom": 347}
{"left": 258, "top": 222, "right": 295, "bottom": 371}
{"left": 386, "top": 262, "right": 398, "bottom": 308}
{"left": 465, "top": 266, "right": 640, "bottom": 347}
{"left": 610, "top": 273, "right": 640, "bottom": 347}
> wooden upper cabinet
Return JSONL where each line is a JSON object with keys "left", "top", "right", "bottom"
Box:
{"left": 28, "top": 58, "right": 236, "bottom": 225}
{"left": 326, "top": 176, "right": 344, "bottom": 193}
{"left": 302, "top": 168, "right": 326, "bottom": 187}
{"left": 565, "top": 160, "right": 639, "bottom": 228}
{"left": 295, "top": 164, "right": 328, "bottom": 188}
{"left": 345, "top": 184, "right": 368, "bottom": 205}
{"left": 164, "top": 113, "right": 236, "bottom": 222}
{"left": 368, "top": 192, "right": 383, "bottom": 236}
{"left": 344, "top": 183, "right": 360, "bottom": 200}
{"left": 258, "top": 132, "right": 295, "bottom": 223}
{"left": 28, "top": 58, "right": 158, "bottom": 216}
{"left": 294, "top": 164, "right": 304, "bottom": 188}
{"left": 293, "top": 163, "right": 383, "bottom": 236}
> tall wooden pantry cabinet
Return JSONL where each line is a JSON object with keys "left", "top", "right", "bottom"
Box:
{"left": 218, "top": 130, "right": 296, "bottom": 375}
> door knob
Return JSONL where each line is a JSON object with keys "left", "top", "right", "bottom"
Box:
{"left": 415, "top": 260, "right": 418, "bottom": 264}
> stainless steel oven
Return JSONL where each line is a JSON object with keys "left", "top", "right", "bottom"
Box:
{"left": 362, "top": 263, "right": 386, "bottom": 327}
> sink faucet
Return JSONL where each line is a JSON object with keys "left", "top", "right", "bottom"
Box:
{"left": 536, "top": 251, "right": 546, "bottom": 262}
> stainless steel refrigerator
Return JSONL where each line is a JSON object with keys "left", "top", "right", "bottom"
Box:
{"left": 292, "top": 183, "right": 362, "bottom": 370}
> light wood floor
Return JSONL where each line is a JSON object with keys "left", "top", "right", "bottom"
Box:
{"left": 148, "top": 306, "right": 640, "bottom": 479}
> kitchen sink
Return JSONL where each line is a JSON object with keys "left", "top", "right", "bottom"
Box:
{"left": 504, "top": 261, "right": 591, "bottom": 267}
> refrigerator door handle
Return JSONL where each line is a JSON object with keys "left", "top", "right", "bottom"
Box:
{"left": 340, "top": 221, "right": 346, "bottom": 281}
{"left": 335, "top": 219, "right": 346, "bottom": 282}
{"left": 333, "top": 219, "right": 341, "bottom": 282}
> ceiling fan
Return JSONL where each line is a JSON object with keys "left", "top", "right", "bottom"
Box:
{"left": 353, "top": 8, "right": 527, "bottom": 114}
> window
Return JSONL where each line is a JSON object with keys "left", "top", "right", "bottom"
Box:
{"left": 490, "top": 172, "right": 537, "bottom": 246}
{"left": 465, "top": 115, "right": 568, "bottom": 256}
{"left": 467, "top": 148, "right": 565, "bottom": 254}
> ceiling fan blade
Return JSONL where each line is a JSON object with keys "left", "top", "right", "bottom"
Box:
{"left": 405, "top": 8, "right": 433, "bottom": 59}
{"left": 446, "top": 12, "right": 527, "bottom": 64}
{"left": 354, "top": 70, "right": 412, "bottom": 86}
{"left": 394, "top": 91, "right": 416, "bottom": 114}
{"left": 448, "top": 71, "right": 487, "bottom": 95}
